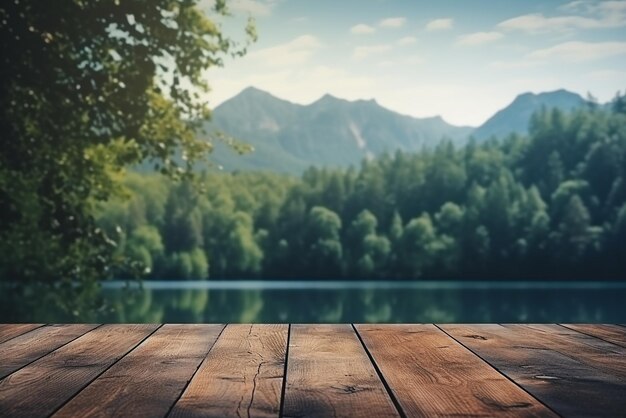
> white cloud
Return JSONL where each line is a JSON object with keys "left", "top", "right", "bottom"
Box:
{"left": 248, "top": 35, "right": 321, "bottom": 67}
{"left": 491, "top": 41, "right": 626, "bottom": 68}
{"left": 396, "top": 36, "right": 417, "bottom": 46}
{"left": 352, "top": 44, "right": 392, "bottom": 60}
{"left": 379, "top": 17, "right": 407, "bottom": 28}
{"left": 499, "top": 1, "right": 626, "bottom": 33}
{"left": 351, "top": 24, "right": 376, "bottom": 34}
{"left": 208, "top": 65, "right": 377, "bottom": 111}
{"left": 498, "top": 13, "right": 605, "bottom": 32}
{"left": 562, "top": 0, "right": 626, "bottom": 14}
{"left": 425, "top": 18, "right": 453, "bottom": 31}
{"left": 457, "top": 31, "right": 503, "bottom": 46}
{"left": 528, "top": 41, "right": 626, "bottom": 62}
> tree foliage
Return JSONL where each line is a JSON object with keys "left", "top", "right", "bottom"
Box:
{"left": 0, "top": 0, "right": 255, "bottom": 316}
{"left": 97, "top": 96, "right": 626, "bottom": 281}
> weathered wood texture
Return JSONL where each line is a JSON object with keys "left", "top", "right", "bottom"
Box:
{"left": 560, "top": 324, "right": 626, "bottom": 348}
{"left": 0, "top": 324, "right": 159, "bottom": 417}
{"left": 0, "top": 324, "right": 44, "bottom": 344}
{"left": 170, "top": 324, "right": 287, "bottom": 418}
{"left": 0, "top": 324, "right": 98, "bottom": 379}
{"left": 55, "top": 324, "right": 223, "bottom": 418}
{"left": 0, "top": 323, "right": 624, "bottom": 418}
{"left": 282, "top": 324, "right": 399, "bottom": 418}
{"left": 357, "top": 324, "right": 554, "bottom": 417}
{"left": 440, "top": 324, "right": 626, "bottom": 417}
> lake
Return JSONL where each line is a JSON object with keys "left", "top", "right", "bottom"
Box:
{"left": 94, "top": 280, "right": 626, "bottom": 323}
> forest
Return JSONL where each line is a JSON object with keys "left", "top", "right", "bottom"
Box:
{"left": 97, "top": 98, "right": 626, "bottom": 281}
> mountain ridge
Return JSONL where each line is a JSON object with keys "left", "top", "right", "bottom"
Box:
{"left": 205, "top": 87, "right": 592, "bottom": 173}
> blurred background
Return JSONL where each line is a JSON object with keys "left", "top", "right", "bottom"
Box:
{"left": 1, "top": 0, "right": 626, "bottom": 323}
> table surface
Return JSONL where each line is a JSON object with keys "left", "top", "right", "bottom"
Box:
{"left": 1, "top": 323, "right": 625, "bottom": 417}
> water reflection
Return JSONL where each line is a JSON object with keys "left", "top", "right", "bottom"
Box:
{"left": 96, "top": 281, "right": 626, "bottom": 323}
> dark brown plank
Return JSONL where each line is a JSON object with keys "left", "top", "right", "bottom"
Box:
{"left": 511, "top": 324, "right": 626, "bottom": 378}
{"left": 282, "top": 324, "right": 399, "bottom": 418}
{"left": 170, "top": 324, "right": 287, "bottom": 418}
{"left": 441, "top": 324, "right": 626, "bottom": 417}
{"left": 0, "top": 324, "right": 44, "bottom": 344}
{"left": 0, "top": 324, "right": 99, "bottom": 379}
{"left": 54, "top": 324, "right": 223, "bottom": 418}
{"left": 560, "top": 324, "right": 626, "bottom": 348}
{"left": 357, "top": 324, "right": 554, "bottom": 417}
{"left": 0, "top": 324, "right": 158, "bottom": 418}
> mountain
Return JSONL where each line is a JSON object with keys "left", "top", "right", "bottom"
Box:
{"left": 472, "top": 89, "right": 588, "bottom": 140}
{"left": 203, "top": 87, "right": 473, "bottom": 173}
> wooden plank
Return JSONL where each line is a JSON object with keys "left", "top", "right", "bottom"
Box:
{"left": 0, "top": 324, "right": 99, "bottom": 379}
{"left": 282, "top": 324, "right": 399, "bottom": 418}
{"left": 357, "top": 324, "right": 554, "bottom": 417}
{"left": 441, "top": 324, "right": 626, "bottom": 417}
{"left": 0, "top": 324, "right": 158, "bottom": 418}
{"left": 510, "top": 324, "right": 626, "bottom": 379}
{"left": 560, "top": 324, "right": 626, "bottom": 348}
{"left": 54, "top": 324, "right": 223, "bottom": 418}
{"left": 170, "top": 324, "right": 287, "bottom": 418}
{"left": 0, "top": 324, "right": 44, "bottom": 344}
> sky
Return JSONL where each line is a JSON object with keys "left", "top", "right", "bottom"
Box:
{"left": 201, "top": 0, "right": 626, "bottom": 126}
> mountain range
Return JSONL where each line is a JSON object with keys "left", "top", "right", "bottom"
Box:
{"left": 202, "top": 87, "right": 593, "bottom": 173}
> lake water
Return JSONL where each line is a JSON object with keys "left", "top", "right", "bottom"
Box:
{"left": 97, "top": 280, "right": 626, "bottom": 323}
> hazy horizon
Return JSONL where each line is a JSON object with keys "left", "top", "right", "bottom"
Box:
{"left": 202, "top": 0, "right": 626, "bottom": 126}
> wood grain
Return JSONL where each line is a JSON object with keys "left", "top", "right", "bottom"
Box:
{"left": 170, "top": 324, "right": 287, "bottom": 418}
{"left": 54, "top": 324, "right": 223, "bottom": 418}
{"left": 0, "top": 324, "right": 99, "bottom": 379}
{"left": 357, "top": 324, "right": 554, "bottom": 417}
{"left": 441, "top": 324, "right": 626, "bottom": 417}
{"left": 0, "top": 324, "right": 44, "bottom": 344}
{"left": 510, "top": 324, "right": 626, "bottom": 379}
{"left": 282, "top": 324, "right": 399, "bottom": 418}
{"left": 560, "top": 324, "right": 626, "bottom": 348}
{"left": 0, "top": 324, "right": 158, "bottom": 418}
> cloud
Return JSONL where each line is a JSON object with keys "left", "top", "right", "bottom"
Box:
{"left": 207, "top": 65, "right": 377, "bottom": 111}
{"left": 491, "top": 41, "right": 626, "bottom": 69}
{"left": 457, "top": 31, "right": 503, "bottom": 46}
{"left": 248, "top": 35, "right": 321, "bottom": 67}
{"left": 499, "top": 2, "right": 626, "bottom": 33}
{"left": 527, "top": 41, "right": 626, "bottom": 62}
{"left": 425, "top": 18, "right": 453, "bottom": 31}
{"left": 562, "top": 0, "right": 626, "bottom": 14}
{"left": 351, "top": 24, "right": 376, "bottom": 34}
{"left": 379, "top": 17, "right": 407, "bottom": 28}
{"left": 352, "top": 44, "right": 392, "bottom": 60}
{"left": 498, "top": 14, "right": 606, "bottom": 32}
{"left": 396, "top": 36, "right": 417, "bottom": 46}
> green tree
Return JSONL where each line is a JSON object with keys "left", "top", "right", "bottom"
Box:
{"left": 0, "top": 0, "right": 255, "bottom": 316}
{"left": 305, "top": 206, "right": 343, "bottom": 276}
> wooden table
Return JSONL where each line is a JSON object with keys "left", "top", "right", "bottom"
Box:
{"left": 0, "top": 324, "right": 625, "bottom": 417}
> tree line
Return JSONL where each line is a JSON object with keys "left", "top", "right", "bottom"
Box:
{"left": 98, "top": 98, "right": 626, "bottom": 280}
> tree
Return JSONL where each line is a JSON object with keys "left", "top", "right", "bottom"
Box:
{"left": 347, "top": 210, "right": 390, "bottom": 277}
{"left": 0, "top": 1, "right": 255, "bottom": 317}
{"left": 305, "top": 206, "right": 343, "bottom": 276}
{"left": 555, "top": 194, "right": 593, "bottom": 260}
